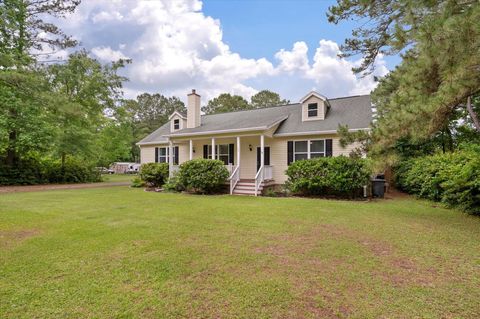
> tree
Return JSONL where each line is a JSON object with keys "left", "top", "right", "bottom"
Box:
{"left": 0, "top": 0, "right": 80, "bottom": 67}
{"left": 0, "top": 0, "right": 80, "bottom": 165}
{"left": 250, "top": 90, "right": 289, "bottom": 108}
{"left": 202, "top": 93, "right": 250, "bottom": 115}
{"left": 121, "top": 93, "right": 186, "bottom": 161}
{"left": 0, "top": 69, "right": 54, "bottom": 164}
{"left": 330, "top": 0, "right": 480, "bottom": 164}
{"left": 47, "top": 51, "right": 130, "bottom": 166}
{"left": 128, "top": 93, "right": 186, "bottom": 135}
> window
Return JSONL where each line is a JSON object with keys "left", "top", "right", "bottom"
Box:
{"left": 157, "top": 147, "right": 179, "bottom": 164}
{"left": 293, "top": 140, "right": 325, "bottom": 161}
{"left": 310, "top": 140, "right": 325, "bottom": 158}
{"left": 207, "top": 144, "right": 230, "bottom": 165}
{"left": 173, "top": 119, "right": 180, "bottom": 130}
{"left": 158, "top": 147, "right": 168, "bottom": 163}
{"left": 308, "top": 103, "right": 318, "bottom": 117}
{"left": 294, "top": 141, "right": 308, "bottom": 161}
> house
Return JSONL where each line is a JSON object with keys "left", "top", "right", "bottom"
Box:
{"left": 137, "top": 89, "right": 372, "bottom": 195}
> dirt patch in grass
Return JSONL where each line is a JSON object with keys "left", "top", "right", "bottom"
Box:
{"left": 0, "top": 229, "right": 40, "bottom": 248}
{"left": 250, "top": 223, "right": 451, "bottom": 316}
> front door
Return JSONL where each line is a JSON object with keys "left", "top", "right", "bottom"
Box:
{"left": 256, "top": 147, "right": 270, "bottom": 171}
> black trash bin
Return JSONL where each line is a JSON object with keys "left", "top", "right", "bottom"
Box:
{"left": 371, "top": 179, "right": 385, "bottom": 198}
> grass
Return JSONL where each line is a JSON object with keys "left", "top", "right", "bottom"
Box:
{"left": 101, "top": 173, "right": 135, "bottom": 183}
{"left": 0, "top": 188, "right": 479, "bottom": 318}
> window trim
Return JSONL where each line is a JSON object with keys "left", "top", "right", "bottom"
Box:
{"left": 293, "top": 139, "right": 325, "bottom": 162}
{"left": 307, "top": 103, "right": 318, "bottom": 117}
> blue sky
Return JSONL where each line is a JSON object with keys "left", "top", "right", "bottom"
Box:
{"left": 53, "top": 0, "right": 395, "bottom": 102}
{"left": 203, "top": 0, "right": 399, "bottom": 68}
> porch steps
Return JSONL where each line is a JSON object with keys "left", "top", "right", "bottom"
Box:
{"left": 232, "top": 179, "right": 274, "bottom": 196}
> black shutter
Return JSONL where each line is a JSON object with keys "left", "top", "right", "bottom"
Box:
{"left": 287, "top": 141, "right": 293, "bottom": 165}
{"left": 155, "top": 147, "right": 159, "bottom": 163}
{"left": 265, "top": 147, "right": 270, "bottom": 165}
{"left": 203, "top": 145, "right": 208, "bottom": 159}
{"left": 326, "top": 139, "right": 333, "bottom": 157}
{"left": 174, "top": 146, "right": 179, "bottom": 165}
{"left": 256, "top": 147, "right": 261, "bottom": 171}
{"left": 228, "top": 144, "right": 234, "bottom": 165}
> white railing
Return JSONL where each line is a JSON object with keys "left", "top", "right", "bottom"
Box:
{"left": 254, "top": 165, "right": 264, "bottom": 196}
{"left": 229, "top": 165, "right": 240, "bottom": 195}
{"left": 264, "top": 165, "right": 273, "bottom": 180}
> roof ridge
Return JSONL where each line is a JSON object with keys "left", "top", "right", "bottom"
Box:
{"left": 201, "top": 103, "right": 299, "bottom": 118}
{"left": 329, "top": 94, "right": 370, "bottom": 100}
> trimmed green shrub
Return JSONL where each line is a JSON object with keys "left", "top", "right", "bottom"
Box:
{"left": 139, "top": 163, "right": 169, "bottom": 188}
{"left": 177, "top": 159, "right": 229, "bottom": 194}
{"left": 395, "top": 146, "right": 480, "bottom": 214}
{"left": 285, "top": 156, "right": 370, "bottom": 197}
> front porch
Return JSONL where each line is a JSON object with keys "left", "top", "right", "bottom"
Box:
{"left": 168, "top": 134, "right": 274, "bottom": 196}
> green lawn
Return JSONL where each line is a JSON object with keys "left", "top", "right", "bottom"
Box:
{"left": 1, "top": 188, "right": 479, "bottom": 318}
{"left": 101, "top": 173, "right": 136, "bottom": 183}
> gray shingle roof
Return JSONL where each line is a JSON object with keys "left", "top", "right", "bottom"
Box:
{"left": 275, "top": 95, "right": 372, "bottom": 135}
{"left": 137, "top": 95, "right": 372, "bottom": 144}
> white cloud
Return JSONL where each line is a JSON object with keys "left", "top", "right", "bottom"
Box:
{"left": 91, "top": 46, "right": 129, "bottom": 62}
{"left": 92, "top": 10, "right": 123, "bottom": 24}
{"left": 55, "top": 0, "right": 388, "bottom": 102}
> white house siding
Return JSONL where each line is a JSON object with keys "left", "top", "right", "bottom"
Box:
{"left": 139, "top": 134, "right": 360, "bottom": 184}
{"left": 140, "top": 145, "right": 157, "bottom": 164}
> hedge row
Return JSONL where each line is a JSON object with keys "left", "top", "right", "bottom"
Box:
{"left": 395, "top": 146, "right": 480, "bottom": 214}
{"left": 0, "top": 157, "right": 101, "bottom": 185}
{"left": 285, "top": 156, "right": 370, "bottom": 197}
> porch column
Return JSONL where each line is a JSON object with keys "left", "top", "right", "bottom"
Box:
{"left": 168, "top": 140, "right": 174, "bottom": 176}
{"left": 189, "top": 139, "right": 193, "bottom": 160}
{"left": 211, "top": 137, "right": 216, "bottom": 160}
{"left": 236, "top": 136, "right": 241, "bottom": 167}
{"left": 260, "top": 134, "right": 265, "bottom": 169}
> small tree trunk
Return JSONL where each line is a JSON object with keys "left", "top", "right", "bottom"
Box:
{"left": 6, "top": 131, "right": 17, "bottom": 166}
{"left": 61, "top": 153, "right": 66, "bottom": 168}
{"left": 466, "top": 96, "right": 480, "bottom": 133}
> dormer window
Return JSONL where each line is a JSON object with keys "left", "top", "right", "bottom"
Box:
{"left": 308, "top": 103, "right": 318, "bottom": 117}
{"left": 173, "top": 119, "right": 180, "bottom": 130}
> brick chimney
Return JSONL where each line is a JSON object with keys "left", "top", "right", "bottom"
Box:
{"left": 187, "top": 89, "right": 201, "bottom": 128}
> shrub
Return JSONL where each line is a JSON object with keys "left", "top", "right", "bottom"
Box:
{"left": 395, "top": 146, "right": 480, "bottom": 214}
{"left": 139, "top": 163, "right": 169, "bottom": 188}
{"left": 43, "top": 158, "right": 101, "bottom": 184}
{"left": 0, "top": 156, "right": 100, "bottom": 185}
{"left": 177, "top": 159, "right": 229, "bottom": 194}
{"left": 130, "top": 176, "right": 145, "bottom": 188}
{"left": 163, "top": 173, "right": 185, "bottom": 192}
{"left": 285, "top": 156, "right": 370, "bottom": 197}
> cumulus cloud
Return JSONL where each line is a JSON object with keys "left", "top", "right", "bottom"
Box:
{"left": 91, "top": 46, "right": 129, "bottom": 62}
{"left": 55, "top": 0, "right": 388, "bottom": 101}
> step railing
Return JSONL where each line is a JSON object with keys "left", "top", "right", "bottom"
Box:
{"left": 254, "top": 165, "right": 264, "bottom": 196}
{"left": 229, "top": 165, "right": 240, "bottom": 195}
